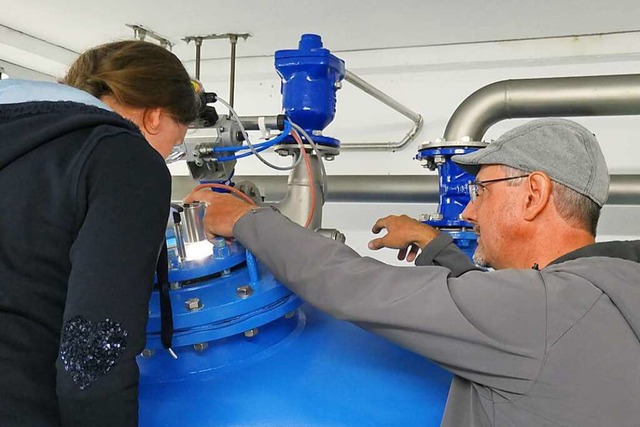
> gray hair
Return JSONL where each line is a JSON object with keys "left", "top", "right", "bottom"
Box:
{"left": 501, "top": 166, "right": 601, "bottom": 235}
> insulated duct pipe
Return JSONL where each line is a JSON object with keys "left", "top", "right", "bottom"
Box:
{"left": 172, "top": 175, "right": 640, "bottom": 205}
{"left": 444, "top": 73, "right": 640, "bottom": 142}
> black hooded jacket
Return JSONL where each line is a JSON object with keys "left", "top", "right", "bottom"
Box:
{"left": 0, "top": 85, "right": 170, "bottom": 426}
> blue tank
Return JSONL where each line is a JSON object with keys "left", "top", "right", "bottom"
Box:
{"left": 139, "top": 303, "right": 451, "bottom": 426}
{"left": 138, "top": 231, "right": 451, "bottom": 425}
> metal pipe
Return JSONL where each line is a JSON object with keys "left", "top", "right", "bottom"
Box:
{"left": 194, "top": 38, "right": 202, "bottom": 80}
{"left": 345, "top": 71, "right": 422, "bottom": 123}
{"left": 238, "top": 115, "right": 285, "bottom": 131}
{"left": 342, "top": 70, "right": 423, "bottom": 151}
{"left": 444, "top": 74, "right": 640, "bottom": 142}
{"left": 126, "top": 24, "right": 173, "bottom": 50}
{"left": 172, "top": 175, "right": 640, "bottom": 205}
{"left": 607, "top": 175, "right": 640, "bottom": 205}
{"left": 273, "top": 155, "right": 325, "bottom": 229}
{"left": 229, "top": 35, "right": 238, "bottom": 108}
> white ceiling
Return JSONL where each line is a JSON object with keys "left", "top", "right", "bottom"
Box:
{"left": 1, "top": 0, "right": 640, "bottom": 75}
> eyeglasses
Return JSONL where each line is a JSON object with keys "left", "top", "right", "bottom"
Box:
{"left": 467, "top": 175, "right": 530, "bottom": 202}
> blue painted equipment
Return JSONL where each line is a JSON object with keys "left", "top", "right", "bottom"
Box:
{"left": 417, "top": 140, "right": 487, "bottom": 259}
{"left": 138, "top": 34, "right": 452, "bottom": 426}
{"left": 140, "top": 223, "right": 451, "bottom": 426}
{"left": 139, "top": 305, "right": 451, "bottom": 426}
{"left": 275, "top": 34, "right": 345, "bottom": 148}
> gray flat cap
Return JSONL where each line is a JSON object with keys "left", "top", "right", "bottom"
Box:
{"left": 451, "top": 118, "right": 610, "bottom": 207}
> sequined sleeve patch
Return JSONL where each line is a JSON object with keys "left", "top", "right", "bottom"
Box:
{"left": 60, "top": 315, "right": 128, "bottom": 389}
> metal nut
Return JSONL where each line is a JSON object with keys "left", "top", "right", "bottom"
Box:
{"left": 236, "top": 285, "right": 254, "bottom": 299}
{"left": 244, "top": 328, "right": 259, "bottom": 338}
{"left": 185, "top": 297, "right": 203, "bottom": 311}
{"left": 193, "top": 342, "right": 209, "bottom": 352}
{"left": 284, "top": 311, "right": 295, "bottom": 319}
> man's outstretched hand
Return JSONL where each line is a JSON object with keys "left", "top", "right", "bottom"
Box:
{"left": 368, "top": 215, "right": 439, "bottom": 262}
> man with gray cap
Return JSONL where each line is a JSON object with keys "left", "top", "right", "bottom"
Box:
{"left": 186, "top": 118, "right": 640, "bottom": 426}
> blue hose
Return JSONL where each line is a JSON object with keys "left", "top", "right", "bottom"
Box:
{"left": 212, "top": 120, "right": 292, "bottom": 153}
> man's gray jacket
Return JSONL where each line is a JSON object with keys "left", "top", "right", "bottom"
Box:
{"left": 234, "top": 209, "right": 640, "bottom": 427}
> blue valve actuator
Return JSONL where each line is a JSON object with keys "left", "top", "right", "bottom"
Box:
{"left": 275, "top": 34, "right": 345, "bottom": 147}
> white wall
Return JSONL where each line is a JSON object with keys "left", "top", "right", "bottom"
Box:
{"left": 170, "top": 32, "right": 640, "bottom": 265}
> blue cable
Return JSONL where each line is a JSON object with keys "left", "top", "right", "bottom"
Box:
{"left": 217, "top": 145, "right": 272, "bottom": 161}
{"left": 212, "top": 120, "right": 292, "bottom": 153}
{"left": 211, "top": 139, "right": 273, "bottom": 153}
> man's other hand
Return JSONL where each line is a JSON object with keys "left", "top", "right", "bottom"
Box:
{"left": 368, "top": 215, "right": 439, "bottom": 262}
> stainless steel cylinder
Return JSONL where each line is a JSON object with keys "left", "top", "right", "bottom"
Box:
{"left": 444, "top": 74, "right": 640, "bottom": 143}
{"left": 183, "top": 202, "right": 207, "bottom": 243}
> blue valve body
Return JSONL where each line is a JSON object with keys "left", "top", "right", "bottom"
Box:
{"left": 275, "top": 34, "right": 345, "bottom": 147}
{"left": 416, "top": 147, "right": 480, "bottom": 259}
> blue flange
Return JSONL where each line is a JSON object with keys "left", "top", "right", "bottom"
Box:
{"left": 148, "top": 232, "right": 302, "bottom": 349}
{"left": 446, "top": 230, "right": 479, "bottom": 261}
{"left": 165, "top": 238, "right": 247, "bottom": 283}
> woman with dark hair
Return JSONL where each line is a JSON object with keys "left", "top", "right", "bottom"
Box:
{"left": 0, "top": 40, "right": 198, "bottom": 426}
